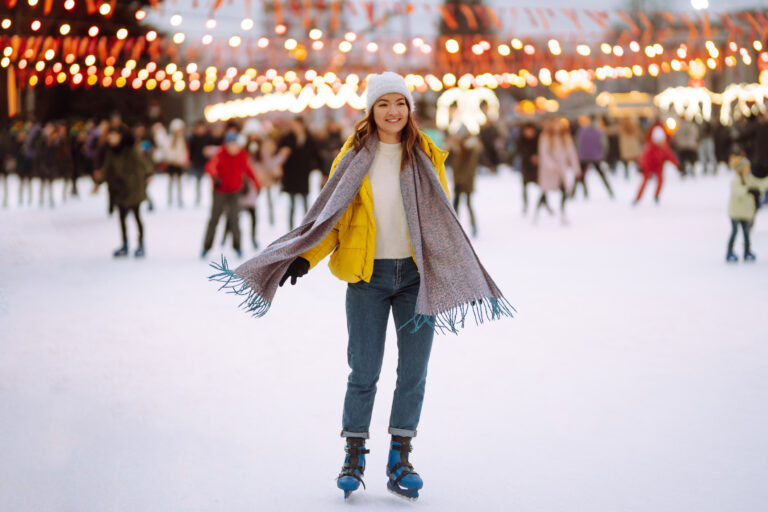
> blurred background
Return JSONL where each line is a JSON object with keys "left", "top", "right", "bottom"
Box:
{"left": 1, "top": 1, "right": 767, "bottom": 511}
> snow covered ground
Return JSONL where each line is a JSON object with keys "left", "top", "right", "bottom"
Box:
{"left": 1, "top": 166, "right": 766, "bottom": 512}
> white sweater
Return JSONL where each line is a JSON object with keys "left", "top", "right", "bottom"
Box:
{"left": 368, "top": 142, "right": 412, "bottom": 259}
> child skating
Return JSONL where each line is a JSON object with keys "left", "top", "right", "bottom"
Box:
{"left": 726, "top": 153, "right": 768, "bottom": 262}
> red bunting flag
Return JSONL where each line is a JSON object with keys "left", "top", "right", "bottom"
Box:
{"left": 438, "top": 5, "right": 458, "bottom": 30}
{"left": 615, "top": 11, "right": 640, "bottom": 35}
{"left": 485, "top": 6, "right": 502, "bottom": 29}
{"left": 523, "top": 8, "right": 538, "bottom": 28}
{"left": 459, "top": 4, "right": 478, "bottom": 30}
{"left": 561, "top": 9, "right": 582, "bottom": 30}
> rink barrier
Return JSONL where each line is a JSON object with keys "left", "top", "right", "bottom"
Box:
{"left": 208, "top": 255, "right": 271, "bottom": 317}
{"left": 398, "top": 296, "right": 517, "bottom": 335}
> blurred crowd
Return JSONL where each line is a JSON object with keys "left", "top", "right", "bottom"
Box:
{"left": 1, "top": 108, "right": 767, "bottom": 260}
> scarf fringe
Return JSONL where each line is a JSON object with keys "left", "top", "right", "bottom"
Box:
{"left": 208, "top": 255, "right": 272, "bottom": 317}
{"left": 399, "top": 297, "right": 517, "bottom": 335}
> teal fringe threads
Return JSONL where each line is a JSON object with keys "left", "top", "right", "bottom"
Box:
{"left": 398, "top": 297, "right": 517, "bottom": 335}
{"left": 208, "top": 255, "right": 272, "bottom": 317}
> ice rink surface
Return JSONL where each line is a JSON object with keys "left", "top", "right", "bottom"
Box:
{"left": 1, "top": 167, "right": 766, "bottom": 512}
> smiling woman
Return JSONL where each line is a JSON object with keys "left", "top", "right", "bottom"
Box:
{"left": 209, "top": 71, "right": 514, "bottom": 503}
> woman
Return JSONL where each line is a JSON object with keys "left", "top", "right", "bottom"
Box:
{"left": 448, "top": 127, "right": 481, "bottom": 237}
{"left": 618, "top": 117, "right": 643, "bottom": 179}
{"left": 101, "top": 125, "right": 152, "bottom": 258}
{"left": 536, "top": 118, "right": 580, "bottom": 224}
{"left": 209, "top": 72, "right": 513, "bottom": 501}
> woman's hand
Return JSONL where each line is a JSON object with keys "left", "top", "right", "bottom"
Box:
{"left": 279, "top": 257, "right": 310, "bottom": 286}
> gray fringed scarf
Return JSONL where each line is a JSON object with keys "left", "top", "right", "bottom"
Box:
{"left": 209, "top": 132, "right": 514, "bottom": 334}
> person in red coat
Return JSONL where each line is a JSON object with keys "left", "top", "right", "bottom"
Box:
{"left": 201, "top": 131, "right": 260, "bottom": 257}
{"left": 633, "top": 123, "right": 680, "bottom": 205}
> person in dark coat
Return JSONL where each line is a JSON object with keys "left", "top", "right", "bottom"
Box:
{"left": 516, "top": 122, "right": 540, "bottom": 214}
{"left": 101, "top": 125, "right": 152, "bottom": 258}
{"left": 713, "top": 121, "right": 732, "bottom": 174}
{"left": 188, "top": 120, "right": 213, "bottom": 206}
{"left": 478, "top": 104, "right": 501, "bottom": 173}
{"left": 448, "top": 128, "right": 481, "bottom": 237}
{"left": 278, "top": 116, "right": 321, "bottom": 230}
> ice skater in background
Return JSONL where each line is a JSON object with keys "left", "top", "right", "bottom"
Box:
{"left": 99, "top": 125, "right": 152, "bottom": 258}
{"left": 725, "top": 152, "right": 768, "bottom": 262}
{"left": 447, "top": 127, "right": 481, "bottom": 237}
{"left": 208, "top": 72, "right": 513, "bottom": 502}
{"left": 633, "top": 124, "right": 680, "bottom": 205}
{"left": 201, "top": 131, "right": 260, "bottom": 259}
{"left": 535, "top": 117, "right": 581, "bottom": 225}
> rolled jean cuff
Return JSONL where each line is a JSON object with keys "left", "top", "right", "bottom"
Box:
{"left": 388, "top": 427, "right": 417, "bottom": 437}
{"left": 341, "top": 430, "right": 369, "bottom": 439}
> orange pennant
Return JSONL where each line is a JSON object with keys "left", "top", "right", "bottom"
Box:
{"left": 458, "top": 4, "right": 478, "bottom": 30}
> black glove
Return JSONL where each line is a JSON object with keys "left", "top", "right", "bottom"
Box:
{"left": 279, "top": 257, "right": 310, "bottom": 286}
{"left": 213, "top": 176, "right": 222, "bottom": 188}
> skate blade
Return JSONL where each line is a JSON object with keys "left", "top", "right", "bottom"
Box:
{"left": 387, "top": 486, "right": 418, "bottom": 502}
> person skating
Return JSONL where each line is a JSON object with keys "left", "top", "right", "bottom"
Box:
{"left": 516, "top": 122, "right": 539, "bottom": 214}
{"left": 618, "top": 117, "right": 643, "bottom": 179}
{"left": 201, "top": 131, "right": 260, "bottom": 259}
{"left": 99, "top": 125, "right": 152, "bottom": 258}
{"left": 725, "top": 153, "right": 768, "bottom": 262}
{"left": 574, "top": 115, "right": 614, "bottom": 199}
{"left": 278, "top": 116, "right": 321, "bottom": 230}
{"left": 535, "top": 117, "right": 580, "bottom": 225}
{"left": 447, "top": 127, "right": 481, "bottom": 237}
{"left": 188, "top": 120, "right": 213, "bottom": 206}
{"left": 208, "top": 72, "right": 513, "bottom": 502}
{"left": 633, "top": 124, "right": 680, "bottom": 205}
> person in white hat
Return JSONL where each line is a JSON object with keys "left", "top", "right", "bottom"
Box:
{"left": 210, "top": 71, "right": 514, "bottom": 501}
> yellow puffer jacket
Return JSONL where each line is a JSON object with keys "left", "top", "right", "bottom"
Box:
{"left": 300, "top": 131, "right": 450, "bottom": 283}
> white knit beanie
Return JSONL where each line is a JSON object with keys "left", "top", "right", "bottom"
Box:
{"left": 364, "top": 72, "right": 415, "bottom": 114}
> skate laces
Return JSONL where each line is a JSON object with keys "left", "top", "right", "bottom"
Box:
{"left": 338, "top": 444, "right": 369, "bottom": 487}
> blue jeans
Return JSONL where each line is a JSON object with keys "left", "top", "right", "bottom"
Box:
{"left": 341, "top": 258, "right": 435, "bottom": 439}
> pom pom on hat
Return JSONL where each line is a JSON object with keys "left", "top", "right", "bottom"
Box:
{"left": 651, "top": 126, "right": 667, "bottom": 144}
{"left": 169, "top": 118, "right": 185, "bottom": 132}
{"left": 364, "top": 72, "right": 415, "bottom": 114}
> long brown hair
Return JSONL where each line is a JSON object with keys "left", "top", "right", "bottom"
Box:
{"left": 352, "top": 101, "right": 422, "bottom": 171}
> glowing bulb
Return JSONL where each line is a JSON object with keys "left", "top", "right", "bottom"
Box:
{"left": 99, "top": 2, "right": 111, "bottom": 15}
{"left": 498, "top": 44, "right": 511, "bottom": 56}
{"left": 173, "top": 32, "right": 185, "bottom": 44}
{"left": 284, "top": 39, "right": 297, "bottom": 50}
{"left": 445, "top": 39, "right": 459, "bottom": 54}
{"left": 1, "top": 19, "right": 11, "bottom": 29}
{"left": 206, "top": 18, "right": 217, "bottom": 30}
{"left": 146, "top": 31, "right": 157, "bottom": 42}
{"left": 257, "top": 37, "right": 269, "bottom": 48}
{"left": 309, "top": 28, "right": 322, "bottom": 40}
{"left": 116, "top": 28, "right": 128, "bottom": 40}
{"left": 202, "top": 34, "right": 213, "bottom": 45}
{"left": 88, "top": 26, "right": 99, "bottom": 37}
{"left": 275, "top": 24, "right": 287, "bottom": 35}
{"left": 135, "top": 9, "right": 146, "bottom": 21}
{"left": 366, "top": 42, "right": 378, "bottom": 53}
{"left": 170, "top": 14, "right": 182, "bottom": 26}
{"left": 511, "top": 39, "right": 523, "bottom": 50}
{"left": 59, "top": 24, "right": 70, "bottom": 35}
{"left": 229, "top": 36, "right": 242, "bottom": 48}
{"left": 577, "top": 44, "right": 591, "bottom": 56}
{"left": 339, "top": 41, "right": 352, "bottom": 53}
{"left": 393, "top": 42, "right": 406, "bottom": 55}
{"left": 345, "top": 32, "right": 357, "bottom": 42}
{"left": 31, "top": 20, "right": 41, "bottom": 31}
